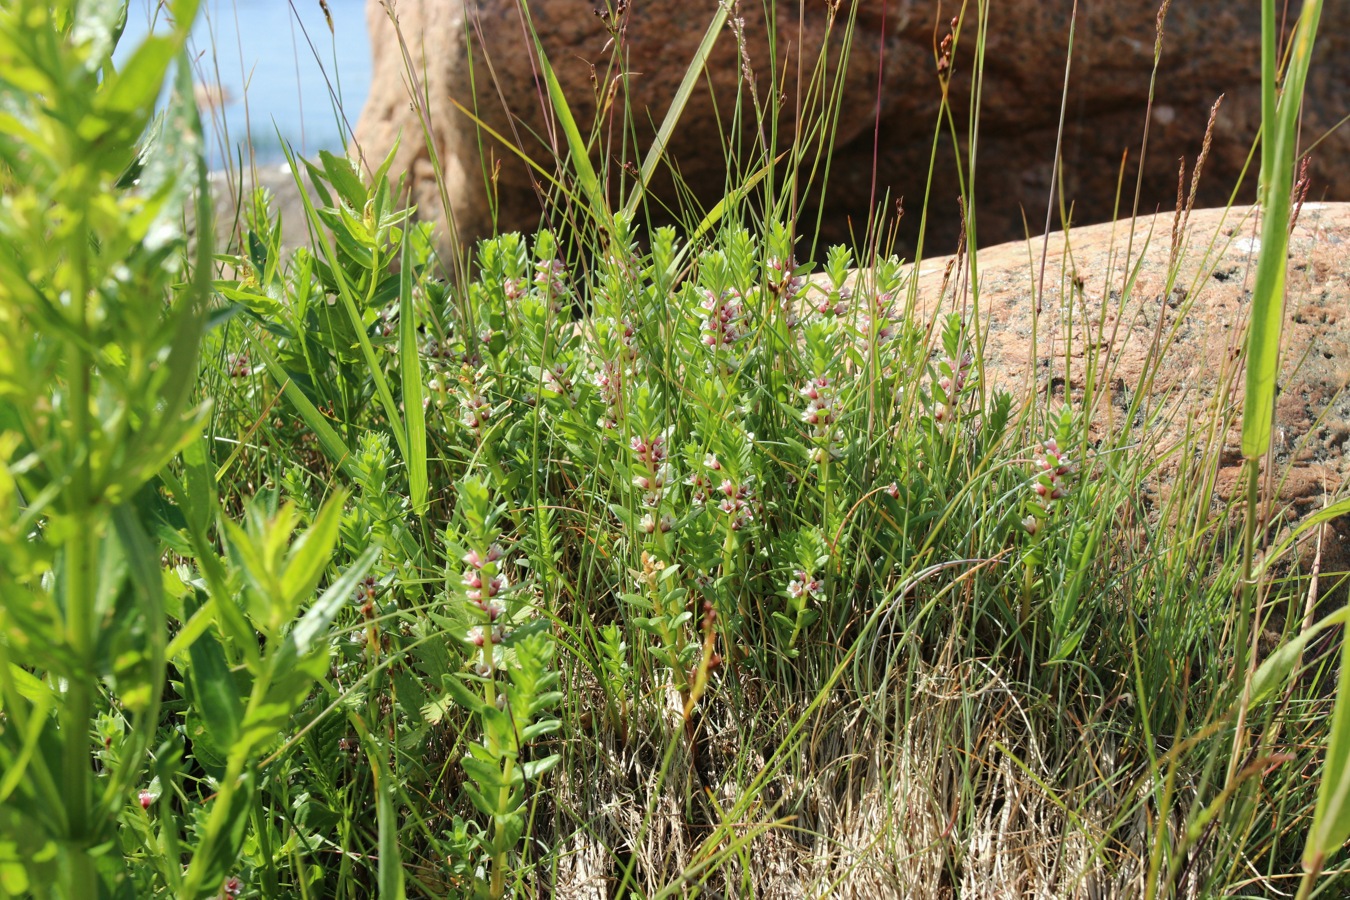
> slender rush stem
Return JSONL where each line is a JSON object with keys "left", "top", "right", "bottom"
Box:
{"left": 1228, "top": 459, "right": 1261, "bottom": 785}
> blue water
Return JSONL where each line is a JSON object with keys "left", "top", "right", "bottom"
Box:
{"left": 120, "top": 0, "right": 372, "bottom": 167}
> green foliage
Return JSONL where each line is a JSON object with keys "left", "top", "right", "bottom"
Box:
{"left": 0, "top": 1, "right": 206, "bottom": 894}
{"left": 0, "top": 0, "right": 1343, "bottom": 896}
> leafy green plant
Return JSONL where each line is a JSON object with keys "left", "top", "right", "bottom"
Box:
{"left": 4, "top": 0, "right": 1346, "bottom": 895}
{"left": 0, "top": 1, "right": 208, "bottom": 894}
{"left": 436, "top": 477, "right": 561, "bottom": 899}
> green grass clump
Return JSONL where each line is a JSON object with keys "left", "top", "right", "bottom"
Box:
{"left": 1, "top": 1, "right": 1347, "bottom": 898}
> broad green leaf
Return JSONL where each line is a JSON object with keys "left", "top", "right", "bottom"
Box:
{"left": 0, "top": 681, "right": 52, "bottom": 805}
{"left": 185, "top": 616, "right": 243, "bottom": 749}
{"left": 440, "top": 674, "right": 485, "bottom": 715}
{"left": 70, "top": 0, "right": 126, "bottom": 73}
{"left": 290, "top": 544, "right": 381, "bottom": 658}
{"left": 1305, "top": 621, "right": 1350, "bottom": 866}
{"left": 222, "top": 514, "right": 283, "bottom": 632}
{"left": 318, "top": 149, "right": 369, "bottom": 211}
{"left": 162, "top": 458, "right": 259, "bottom": 670}
{"left": 280, "top": 491, "right": 347, "bottom": 611}
{"left": 1250, "top": 607, "right": 1349, "bottom": 706}
{"left": 461, "top": 756, "right": 505, "bottom": 792}
{"left": 1241, "top": 0, "right": 1323, "bottom": 459}
{"left": 521, "top": 754, "right": 560, "bottom": 781}
{"left": 98, "top": 36, "right": 177, "bottom": 116}
{"left": 187, "top": 769, "right": 256, "bottom": 893}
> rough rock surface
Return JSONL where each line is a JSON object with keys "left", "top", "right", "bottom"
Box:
{"left": 355, "top": 0, "right": 1348, "bottom": 254}
{"left": 888, "top": 202, "right": 1350, "bottom": 580}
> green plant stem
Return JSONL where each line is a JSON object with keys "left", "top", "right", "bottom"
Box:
{"left": 1297, "top": 856, "right": 1322, "bottom": 900}
{"left": 490, "top": 752, "right": 515, "bottom": 899}
{"left": 475, "top": 644, "right": 511, "bottom": 899}
{"left": 62, "top": 246, "right": 98, "bottom": 900}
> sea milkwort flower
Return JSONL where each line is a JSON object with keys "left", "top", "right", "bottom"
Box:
{"left": 1024, "top": 437, "right": 1074, "bottom": 533}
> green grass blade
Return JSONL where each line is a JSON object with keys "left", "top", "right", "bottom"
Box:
{"left": 621, "top": 4, "right": 729, "bottom": 219}
{"left": 399, "top": 228, "right": 428, "bottom": 515}
{"left": 447, "top": 96, "right": 571, "bottom": 198}
{"left": 1306, "top": 631, "right": 1350, "bottom": 868}
{"left": 1241, "top": 0, "right": 1323, "bottom": 459}
{"left": 375, "top": 754, "right": 406, "bottom": 899}
{"left": 247, "top": 333, "right": 359, "bottom": 483}
{"left": 524, "top": 18, "right": 609, "bottom": 229}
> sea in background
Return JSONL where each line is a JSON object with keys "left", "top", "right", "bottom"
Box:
{"left": 119, "top": 0, "right": 373, "bottom": 168}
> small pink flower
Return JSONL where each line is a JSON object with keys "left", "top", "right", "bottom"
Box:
{"left": 138, "top": 790, "right": 154, "bottom": 810}
{"left": 468, "top": 626, "right": 486, "bottom": 647}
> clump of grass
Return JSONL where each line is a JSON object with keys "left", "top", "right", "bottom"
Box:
{"left": 2, "top": 1, "right": 1348, "bottom": 898}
